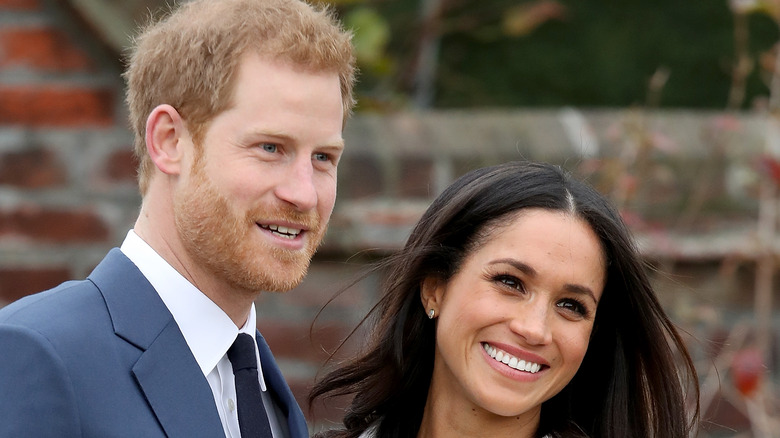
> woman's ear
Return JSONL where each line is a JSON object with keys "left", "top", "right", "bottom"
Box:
{"left": 145, "top": 104, "right": 188, "bottom": 176}
{"left": 420, "top": 276, "right": 445, "bottom": 317}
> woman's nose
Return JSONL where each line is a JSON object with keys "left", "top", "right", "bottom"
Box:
{"left": 508, "top": 301, "right": 553, "bottom": 346}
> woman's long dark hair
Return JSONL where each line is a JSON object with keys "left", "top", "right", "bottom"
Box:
{"left": 309, "top": 161, "right": 699, "bottom": 438}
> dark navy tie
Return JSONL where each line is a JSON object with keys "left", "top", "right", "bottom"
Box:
{"left": 227, "top": 333, "right": 273, "bottom": 438}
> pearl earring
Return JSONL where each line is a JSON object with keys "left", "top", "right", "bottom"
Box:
{"left": 428, "top": 309, "right": 435, "bottom": 319}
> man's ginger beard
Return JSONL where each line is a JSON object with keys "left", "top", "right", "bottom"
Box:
{"left": 173, "top": 155, "right": 324, "bottom": 294}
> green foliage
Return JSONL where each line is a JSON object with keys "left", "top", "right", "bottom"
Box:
{"left": 344, "top": 7, "right": 392, "bottom": 73}
{"left": 331, "top": 0, "right": 780, "bottom": 110}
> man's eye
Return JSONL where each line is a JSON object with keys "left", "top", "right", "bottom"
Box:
{"left": 313, "top": 152, "right": 330, "bottom": 162}
{"left": 261, "top": 143, "right": 277, "bottom": 153}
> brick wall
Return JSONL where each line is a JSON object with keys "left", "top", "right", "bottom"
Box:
{"left": 0, "top": 0, "right": 136, "bottom": 304}
{"left": 1, "top": 1, "right": 777, "bottom": 434}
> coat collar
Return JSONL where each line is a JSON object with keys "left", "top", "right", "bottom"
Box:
{"left": 256, "top": 331, "right": 308, "bottom": 437}
{"left": 89, "top": 248, "right": 224, "bottom": 438}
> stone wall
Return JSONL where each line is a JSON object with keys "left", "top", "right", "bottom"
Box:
{"left": 1, "top": 0, "right": 777, "bottom": 435}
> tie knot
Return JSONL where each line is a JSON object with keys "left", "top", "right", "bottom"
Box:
{"left": 228, "top": 333, "right": 258, "bottom": 372}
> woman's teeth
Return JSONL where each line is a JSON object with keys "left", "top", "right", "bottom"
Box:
{"left": 482, "top": 343, "right": 542, "bottom": 373}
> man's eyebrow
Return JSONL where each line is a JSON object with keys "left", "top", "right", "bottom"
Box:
{"left": 246, "top": 130, "right": 344, "bottom": 149}
{"left": 318, "top": 140, "right": 345, "bottom": 150}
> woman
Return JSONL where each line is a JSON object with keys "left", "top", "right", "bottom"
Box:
{"left": 310, "top": 161, "right": 699, "bottom": 438}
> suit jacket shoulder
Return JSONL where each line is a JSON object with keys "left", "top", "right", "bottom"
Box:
{"left": 0, "top": 249, "right": 224, "bottom": 438}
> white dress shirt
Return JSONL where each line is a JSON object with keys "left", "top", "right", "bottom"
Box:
{"left": 121, "top": 230, "right": 286, "bottom": 438}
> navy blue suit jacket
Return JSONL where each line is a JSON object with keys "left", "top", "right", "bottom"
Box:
{"left": 0, "top": 248, "right": 308, "bottom": 437}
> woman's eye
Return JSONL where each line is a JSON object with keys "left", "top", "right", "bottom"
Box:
{"left": 557, "top": 299, "right": 588, "bottom": 317}
{"left": 261, "top": 143, "right": 277, "bottom": 153}
{"left": 495, "top": 275, "right": 524, "bottom": 292}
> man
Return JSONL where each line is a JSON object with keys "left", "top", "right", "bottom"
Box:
{"left": 0, "top": 0, "right": 355, "bottom": 437}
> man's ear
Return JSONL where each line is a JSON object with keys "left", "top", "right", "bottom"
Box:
{"left": 145, "top": 104, "right": 188, "bottom": 176}
{"left": 420, "top": 276, "right": 445, "bottom": 316}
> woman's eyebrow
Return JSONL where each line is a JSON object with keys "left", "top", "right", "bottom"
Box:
{"left": 489, "top": 258, "right": 598, "bottom": 304}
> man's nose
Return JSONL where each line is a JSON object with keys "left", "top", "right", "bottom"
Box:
{"left": 274, "top": 158, "right": 317, "bottom": 211}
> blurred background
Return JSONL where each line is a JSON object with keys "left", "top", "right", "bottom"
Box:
{"left": 1, "top": 0, "right": 779, "bottom": 435}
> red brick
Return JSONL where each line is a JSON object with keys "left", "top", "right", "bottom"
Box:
{"left": 0, "top": 28, "right": 93, "bottom": 71}
{"left": 256, "top": 320, "right": 354, "bottom": 363}
{"left": 286, "top": 380, "right": 310, "bottom": 421}
{"left": 0, "top": 86, "right": 114, "bottom": 127}
{"left": 701, "top": 392, "right": 751, "bottom": 433}
{"left": 0, "top": 148, "right": 67, "bottom": 188}
{"left": 399, "top": 157, "right": 433, "bottom": 198}
{"left": 0, "top": 206, "right": 110, "bottom": 243}
{"left": 339, "top": 154, "right": 383, "bottom": 198}
{"left": 0, "top": 267, "right": 70, "bottom": 304}
{"left": 103, "top": 149, "right": 138, "bottom": 183}
{"left": 0, "top": 0, "right": 41, "bottom": 10}
{"left": 289, "top": 378, "right": 351, "bottom": 428}
{"left": 279, "top": 262, "right": 374, "bottom": 309}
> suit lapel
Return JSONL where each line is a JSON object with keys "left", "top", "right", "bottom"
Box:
{"left": 90, "top": 249, "right": 224, "bottom": 438}
{"left": 133, "top": 319, "right": 224, "bottom": 438}
{"left": 256, "top": 331, "right": 309, "bottom": 438}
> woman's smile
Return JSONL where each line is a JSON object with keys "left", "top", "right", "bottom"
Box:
{"left": 423, "top": 208, "right": 605, "bottom": 420}
{"left": 482, "top": 342, "right": 545, "bottom": 374}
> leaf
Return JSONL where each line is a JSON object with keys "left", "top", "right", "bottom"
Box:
{"left": 730, "top": 0, "right": 780, "bottom": 21}
{"left": 731, "top": 348, "right": 765, "bottom": 398}
{"left": 344, "top": 7, "right": 391, "bottom": 69}
{"left": 502, "top": 0, "right": 568, "bottom": 37}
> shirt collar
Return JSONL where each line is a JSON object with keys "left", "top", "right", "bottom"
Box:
{"left": 120, "top": 230, "right": 258, "bottom": 378}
